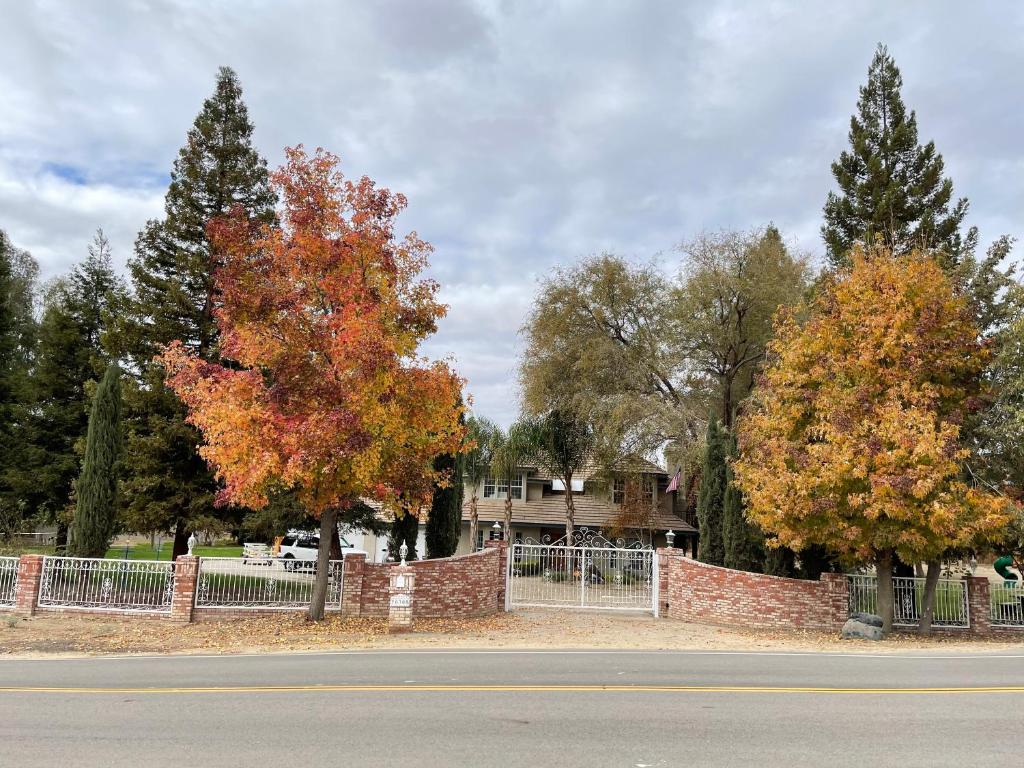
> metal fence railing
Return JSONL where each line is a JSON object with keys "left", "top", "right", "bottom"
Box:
{"left": 508, "top": 543, "right": 656, "bottom": 613}
{"left": 196, "top": 557, "right": 344, "bottom": 610}
{"left": 847, "top": 574, "right": 969, "bottom": 628}
{"left": 38, "top": 557, "right": 175, "bottom": 613}
{"left": 0, "top": 556, "right": 19, "bottom": 607}
{"left": 990, "top": 583, "right": 1024, "bottom": 627}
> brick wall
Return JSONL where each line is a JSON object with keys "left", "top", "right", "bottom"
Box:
{"left": 354, "top": 546, "right": 505, "bottom": 619}
{"left": 659, "top": 549, "right": 848, "bottom": 631}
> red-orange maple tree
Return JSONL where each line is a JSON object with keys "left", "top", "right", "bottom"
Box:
{"left": 160, "top": 146, "right": 464, "bottom": 618}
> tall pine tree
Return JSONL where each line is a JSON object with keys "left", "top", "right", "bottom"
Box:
{"left": 696, "top": 419, "right": 726, "bottom": 566}
{"left": 14, "top": 231, "right": 124, "bottom": 543}
{"left": 722, "top": 429, "right": 763, "bottom": 572}
{"left": 110, "top": 67, "right": 276, "bottom": 557}
{"left": 823, "top": 44, "right": 968, "bottom": 269}
{"left": 68, "top": 363, "right": 122, "bottom": 557}
{"left": 0, "top": 229, "right": 39, "bottom": 532}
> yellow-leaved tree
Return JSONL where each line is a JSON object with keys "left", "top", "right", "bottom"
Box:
{"left": 734, "top": 246, "right": 1010, "bottom": 633}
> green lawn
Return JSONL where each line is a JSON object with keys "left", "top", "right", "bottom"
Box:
{"left": 103, "top": 543, "right": 243, "bottom": 560}
{"left": 1, "top": 542, "right": 245, "bottom": 559}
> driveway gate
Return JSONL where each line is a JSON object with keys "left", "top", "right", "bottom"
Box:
{"left": 506, "top": 528, "right": 657, "bottom": 614}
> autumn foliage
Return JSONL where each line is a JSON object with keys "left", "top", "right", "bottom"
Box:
{"left": 160, "top": 146, "right": 464, "bottom": 520}
{"left": 734, "top": 246, "right": 1009, "bottom": 568}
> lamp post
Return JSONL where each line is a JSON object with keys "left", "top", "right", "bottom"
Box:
{"left": 492, "top": 521, "right": 503, "bottom": 541}
{"left": 399, "top": 541, "right": 409, "bottom": 567}
{"left": 666, "top": 529, "right": 676, "bottom": 548}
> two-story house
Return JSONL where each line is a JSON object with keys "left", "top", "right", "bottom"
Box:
{"left": 453, "top": 458, "right": 698, "bottom": 554}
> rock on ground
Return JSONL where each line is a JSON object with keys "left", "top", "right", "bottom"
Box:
{"left": 842, "top": 618, "right": 884, "bottom": 641}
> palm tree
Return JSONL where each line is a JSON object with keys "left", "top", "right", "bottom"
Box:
{"left": 490, "top": 421, "right": 532, "bottom": 540}
{"left": 463, "top": 415, "right": 498, "bottom": 551}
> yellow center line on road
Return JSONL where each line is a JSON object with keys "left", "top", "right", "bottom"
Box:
{"left": 2, "top": 684, "right": 1024, "bottom": 695}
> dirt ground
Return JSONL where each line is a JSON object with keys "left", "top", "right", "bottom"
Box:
{"left": 1, "top": 610, "right": 1021, "bottom": 657}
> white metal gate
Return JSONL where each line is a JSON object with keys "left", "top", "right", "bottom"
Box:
{"left": 507, "top": 529, "right": 657, "bottom": 614}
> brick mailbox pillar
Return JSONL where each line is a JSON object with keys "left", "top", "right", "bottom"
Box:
{"left": 388, "top": 565, "right": 416, "bottom": 633}
{"left": 14, "top": 554, "right": 44, "bottom": 616}
{"left": 171, "top": 555, "right": 199, "bottom": 623}
{"left": 963, "top": 576, "right": 992, "bottom": 637}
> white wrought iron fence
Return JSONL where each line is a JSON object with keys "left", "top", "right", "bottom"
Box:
{"left": 508, "top": 529, "right": 656, "bottom": 613}
{"left": 0, "top": 556, "right": 19, "bottom": 607}
{"left": 196, "top": 557, "right": 344, "bottom": 609}
{"left": 847, "top": 574, "right": 969, "bottom": 628}
{"left": 990, "top": 583, "right": 1024, "bottom": 627}
{"left": 38, "top": 557, "right": 175, "bottom": 613}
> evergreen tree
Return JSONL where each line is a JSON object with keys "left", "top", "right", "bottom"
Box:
{"left": 13, "top": 231, "right": 124, "bottom": 541}
{"left": 68, "top": 364, "right": 122, "bottom": 557}
{"left": 722, "top": 429, "right": 763, "bottom": 572}
{"left": 388, "top": 511, "right": 419, "bottom": 562}
{"left": 763, "top": 545, "right": 796, "bottom": 577}
{"left": 109, "top": 67, "right": 276, "bottom": 557}
{"left": 823, "top": 44, "right": 968, "bottom": 268}
{"left": 0, "top": 230, "right": 39, "bottom": 529}
{"left": 425, "top": 446, "right": 464, "bottom": 559}
{"left": 696, "top": 419, "right": 726, "bottom": 566}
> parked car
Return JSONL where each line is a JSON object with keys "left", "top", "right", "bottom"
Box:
{"left": 278, "top": 532, "right": 366, "bottom": 570}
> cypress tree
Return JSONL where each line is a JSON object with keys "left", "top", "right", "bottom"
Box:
{"left": 110, "top": 67, "right": 276, "bottom": 557}
{"left": 69, "top": 364, "right": 122, "bottom": 557}
{"left": 696, "top": 419, "right": 726, "bottom": 566}
{"left": 722, "top": 429, "right": 764, "bottom": 572}
{"left": 425, "top": 446, "right": 464, "bottom": 559}
{"left": 388, "top": 511, "right": 419, "bottom": 562}
{"left": 823, "top": 44, "right": 968, "bottom": 269}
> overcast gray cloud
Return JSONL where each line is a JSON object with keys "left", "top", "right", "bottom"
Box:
{"left": 2, "top": 0, "right": 1022, "bottom": 424}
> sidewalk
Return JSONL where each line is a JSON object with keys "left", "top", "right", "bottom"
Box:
{"left": 3, "top": 609, "right": 1021, "bottom": 657}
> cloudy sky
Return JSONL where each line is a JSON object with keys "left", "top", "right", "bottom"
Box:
{"left": 2, "top": 1, "right": 1022, "bottom": 424}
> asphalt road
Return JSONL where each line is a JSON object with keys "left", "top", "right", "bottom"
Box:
{"left": 2, "top": 649, "right": 1023, "bottom": 767}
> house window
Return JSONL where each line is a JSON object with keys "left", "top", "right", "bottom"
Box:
{"left": 613, "top": 478, "right": 625, "bottom": 504}
{"left": 483, "top": 474, "right": 522, "bottom": 500}
{"left": 613, "top": 477, "right": 655, "bottom": 504}
{"left": 476, "top": 529, "right": 484, "bottom": 551}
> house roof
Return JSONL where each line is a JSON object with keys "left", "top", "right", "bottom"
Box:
{"left": 462, "top": 496, "right": 696, "bottom": 533}
{"left": 485, "top": 456, "right": 668, "bottom": 483}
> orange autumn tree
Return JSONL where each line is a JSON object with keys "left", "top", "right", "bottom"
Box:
{"left": 734, "top": 246, "right": 1009, "bottom": 634}
{"left": 161, "top": 146, "right": 464, "bottom": 620}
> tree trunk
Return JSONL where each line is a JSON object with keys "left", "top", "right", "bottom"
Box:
{"left": 918, "top": 558, "right": 941, "bottom": 635}
{"left": 876, "top": 550, "right": 895, "bottom": 635}
{"left": 171, "top": 518, "right": 189, "bottom": 560}
{"left": 503, "top": 494, "right": 512, "bottom": 540}
{"left": 564, "top": 480, "right": 575, "bottom": 544}
{"left": 469, "top": 495, "right": 478, "bottom": 551}
{"left": 307, "top": 508, "right": 337, "bottom": 622}
{"left": 329, "top": 516, "right": 342, "bottom": 560}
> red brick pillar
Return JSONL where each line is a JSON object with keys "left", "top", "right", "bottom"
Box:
{"left": 963, "top": 576, "right": 991, "bottom": 637}
{"left": 14, "top": 554, "right": 43, "bottom": 616}
{"left": 388, "top": 565, "right": 415, "bottom": 633}
{"left": 341, "top": 553, "right": 366, "bottom": 617}
{"left": 171, "top": 556, "right": 198, "bottom": 623}
{"left": 485, "top": 540, "right": 509, "bottom": 611}
{"left": 820, "top": 572, "right": 849, "bottom": 631}
{"left": 656, "top": 548, "right": 672, "bottom": 618}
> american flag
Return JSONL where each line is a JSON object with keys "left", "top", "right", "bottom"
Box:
{"left": 665, "top": 467, "right": 681, "bottom": 493}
